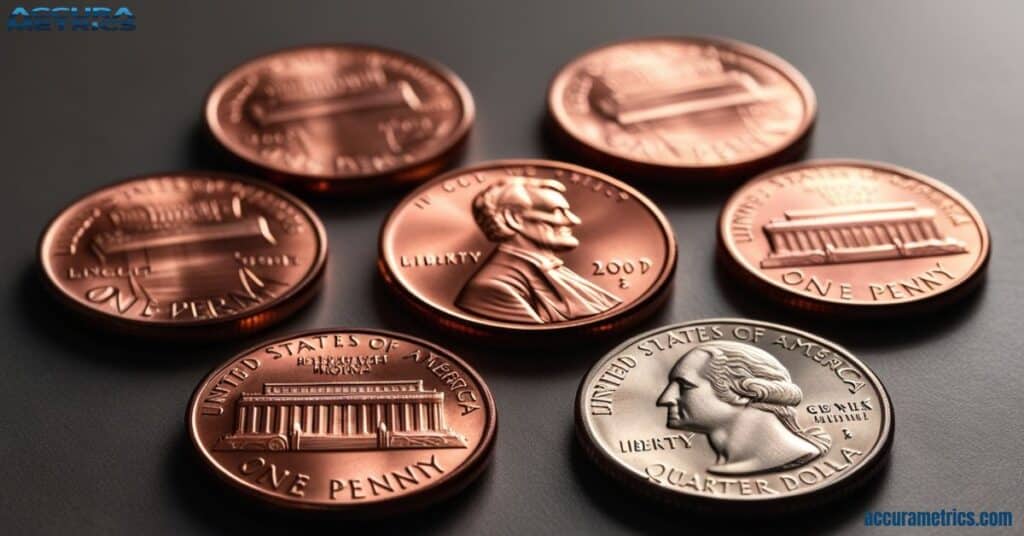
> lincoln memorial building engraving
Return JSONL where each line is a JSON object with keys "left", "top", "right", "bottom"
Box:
{"left": 215, "top": 380, "right": 468, "bottom": 452}
{"left": 760, "top": 202, "right": 968, "bottom": 268}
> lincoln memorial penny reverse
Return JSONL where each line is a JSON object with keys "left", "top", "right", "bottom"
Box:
{"left": 39, "top": 172, "right": 327, "bottom": 337}
{"left": 718, "top": 159, "right": 990, "bottom": 314}
{"left": 187, "top": 328, "right": 497, "bottom": 512}
{"left": 205, "top": 44, "right": 474, "bottom": 191}
{"left": 548, "top": 36, "right": 816, "bottom": 180}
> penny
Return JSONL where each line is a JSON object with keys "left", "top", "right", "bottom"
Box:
{"left": 548, "top": 37, "right": 815, "bottom": 179}
{"left": 39, "top": 172, "right": 327, "bottom": 337}
{"left": 718, "top": 160, "right": 990, "bottom": 313}
{"left": 187, "top": 329, "right": 496, "bottom": 512}
{"left": 378, "top": 159, "right": 677, "bottom": 337}
{"left": 576, "top": 319, "right": 893, "bottom": 511}
{"left": 205, "top": 44, "right": 474, "bottom": 191}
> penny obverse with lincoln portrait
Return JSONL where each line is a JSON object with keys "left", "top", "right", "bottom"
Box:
{"left": 379, "top": 159, "right": 677, "bottom": 336}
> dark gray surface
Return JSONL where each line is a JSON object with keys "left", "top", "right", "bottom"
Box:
{"left": 3, "top": 1, "right": 1022, "bottom": 534}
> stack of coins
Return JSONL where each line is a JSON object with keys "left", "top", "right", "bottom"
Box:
{"left": 36, "top": 35, "right": 991, "bottom": 516}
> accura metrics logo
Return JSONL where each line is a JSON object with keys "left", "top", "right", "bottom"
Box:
{"left": 7, "top": 6, "right": 135, "bottom": 31}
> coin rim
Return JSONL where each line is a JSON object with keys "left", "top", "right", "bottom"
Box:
{"left": 547, "top": 35, "right": 818, "bottom": 172}
{"left": 377, "top": 158, "right": 678, "bottom": 334}
{"left": 204, "top": 43, "right": 475, "bottom": 182}
{"left": 574, "top": 318, "right": 894, "bottom": 505}
{"left": 186, "top": 327, "right": 498, "bottom": 511}
{"left": 37, "top": 170, "right": 328, "bottom": 332}
{"left": 717, "top": 158, "right": 992, "bottom": 310}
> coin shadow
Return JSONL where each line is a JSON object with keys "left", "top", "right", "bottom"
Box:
{"left": 567, "top": 426, "right": 890, "bottom": 533}
{"left": 536, "top": 112, "right": 581, "bottom": 163}
{"left": 535, "top": 112, "right": 813, "bottom": 208}
{"left": 186, "top": 121, "right": 251, "bottom": 175}
{"left": 186, "top": 121, "right": 461, "bottom": 200}
{"left": 15, "top": 261, "right": 334, "bottom": 370}
{"left": 302, "top": 194, "right": 398, "bottom": 227}
{"left": 370, "top": 270, "right": 437, "bottom": 336}
{"left": 712, "top": 257, "right": 988, "bottom": 351}
{"left": 165, "top": 432, "right": 492, "bottom": 532}
{"left": 12, "top": 264, "right": 260, "bottom": 369}
{"left": 369, "top": 270, "right": 621, "bottom": 377}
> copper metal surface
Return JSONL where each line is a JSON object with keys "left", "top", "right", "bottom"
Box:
{"left": 205, "top": 44, "right": 474, "bottom": 191}
{"left": 576, "top": 319, "right": 893, "bottom": 512}
{"left": 718, "top": 160, "right": 990, "bottom": 313}
{"left": 378, "top": 159, "right": 677, "bottom": 337}
{"left": 39, "top": 172, "right": 327, "bottom": 336}
{"left": 187, "top": 328, "right": 496, "bottom": 512}
{"left": 548, "top": 36, "right": 815, "bottom": 179}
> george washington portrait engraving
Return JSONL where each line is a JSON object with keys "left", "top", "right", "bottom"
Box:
{"left": 656, "top": 341, "right": 832, "bottom": 475}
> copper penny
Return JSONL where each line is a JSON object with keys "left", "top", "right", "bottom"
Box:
{"left": 39, "top": 172, "right": 327, "bottom": 336}
{"left": 378, "top": 159, "right": 677, "bottom": 336}
{"left": 576, "top": 319, "right": 894, "bottom": 511}
{"left": 187, "top": 328, "right": 496, "bottom": 512}
{"left": 205, "top": 44, "right": 474, "bottom": 191}
{"left": 718, "top": 160, "right": 990, "bottom": 313}
{"left": 548, "top": 36, "right": 816, "bottom": 179}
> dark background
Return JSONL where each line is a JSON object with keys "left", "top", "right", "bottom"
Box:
{"left": 3, "top": 1, "right": 1022, "bottom": 534}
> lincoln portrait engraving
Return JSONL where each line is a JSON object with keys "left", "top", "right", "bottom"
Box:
{"left": 656, "top": 341, "right": 832, "bottom": 475}
{"left": 455, "top": 177, "right": 622, "bottom": 323}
